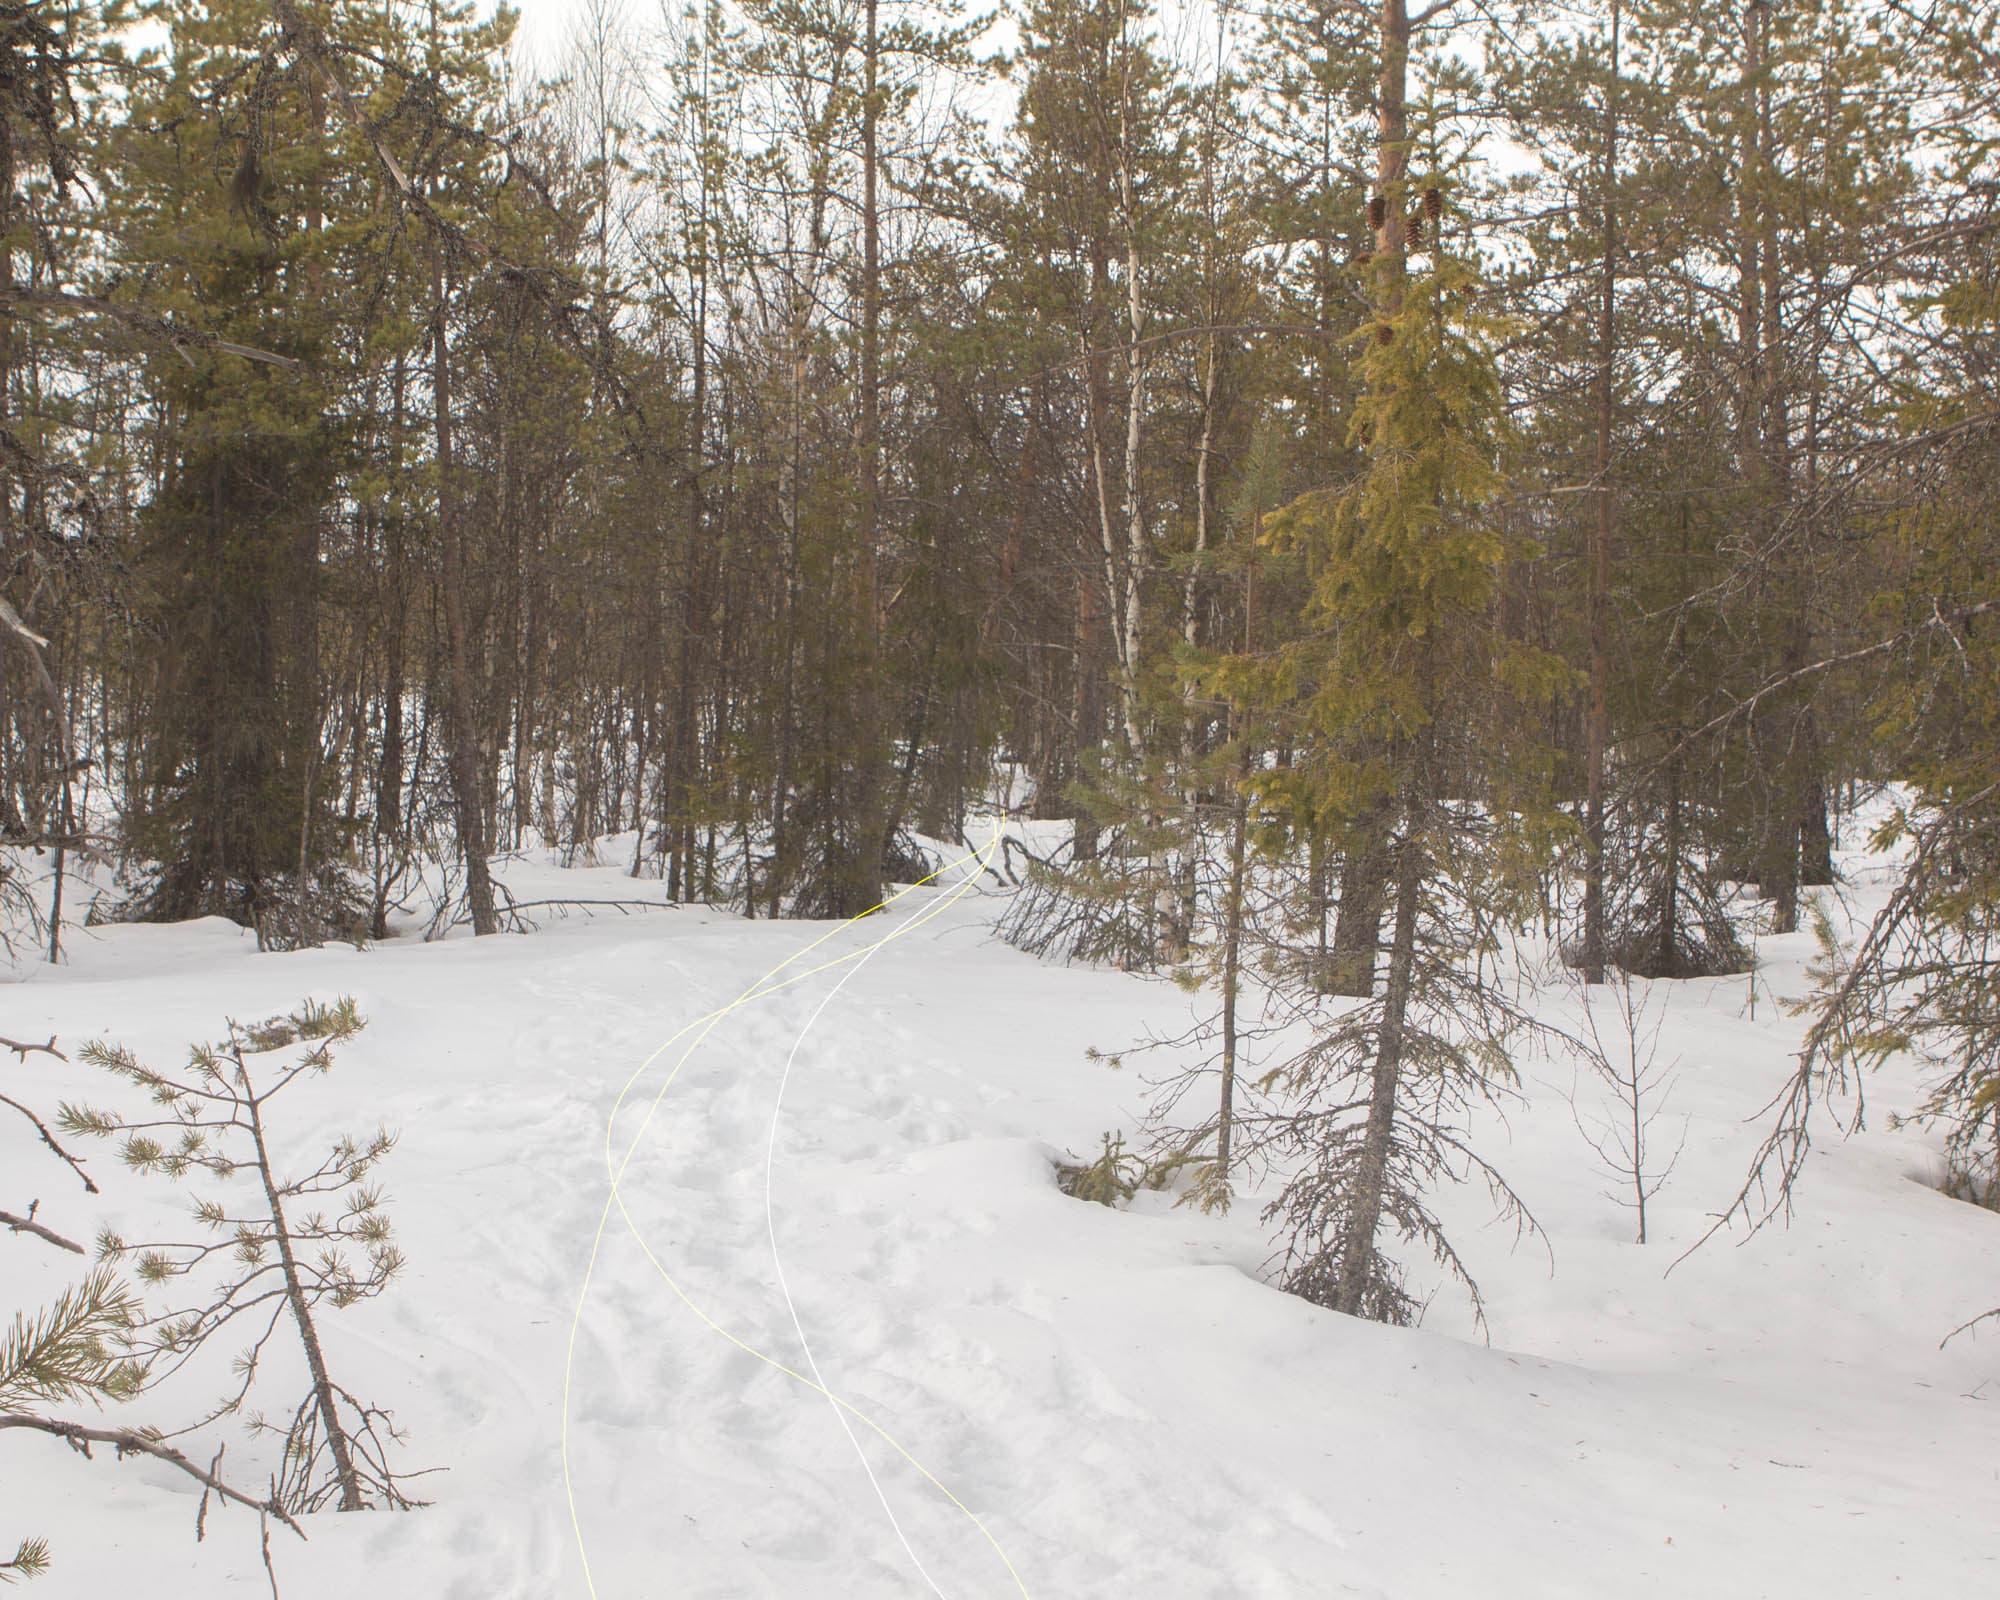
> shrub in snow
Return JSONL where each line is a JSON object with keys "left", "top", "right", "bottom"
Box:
{"left": 1055, "top": 1132, "right": 1152, "bottom": 1207}
{"left": 62, "top": 997, "right": 425, "bottom": 1515}
{"left": 4, "top": 1031, "right": 291, "bottom": 1585}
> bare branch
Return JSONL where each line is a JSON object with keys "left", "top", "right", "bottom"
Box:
{"left": 1942, "top": 1307, "right": 2000, "bottom": 1349}
{"left": 1, "top": 1206, "right": 85, "bottom": 1254}
{"left": 0, "top": 286, "right": 302, "bottom": 370}
{"left": 0, "top": 1412, "right": 308, "bottom": 1539}
{"left": 1677, "top": 783, "right": 2000, "bottom": 1264}
{"left": 1678, "top": 599, "right": 2000, "bottom": 751}
{"left": 0, "top": 1091, "right": 98, "bottom": 1195}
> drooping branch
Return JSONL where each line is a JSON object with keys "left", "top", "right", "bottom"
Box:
{"left": 0, "top": 596, "right": 74, "bottom": 758}
{"left": 1673, "top": 599, "right": 2000, "bottom": 754}
{"left": 0, "top": 285, "right": 303, "bottom": 370}
{"left": 0, "top": 1412, "right": 307, "bottom": 1539}
{"left": 1678, "top": 778, "right": 2000, "bottom": 1260}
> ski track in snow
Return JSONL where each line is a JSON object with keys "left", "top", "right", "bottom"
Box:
{"left": 563, "top": 826, "right": 1026, "bottom": 1599}
{"left": 2, "top": 818, "right": 1996, "bottom": 1598}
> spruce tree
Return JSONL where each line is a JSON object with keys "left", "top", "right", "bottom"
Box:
{"left": 1244, "top": 235, "right": 1565, "bottom": 1321}
{"left": 106, "top": 0, "right": 386, "bottom": 940}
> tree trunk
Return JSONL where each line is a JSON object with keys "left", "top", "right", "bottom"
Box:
{"left": 1334, "top": 825, "right": 1422, "bottom": 1317}
{"left": 430, "top": 256, "right": 497, "bottom": 936}
{"left": 244, "top": 1077, "right": 364, "bottom": 1510}
{"left": 1216, "top": 739, "right": 1248, "bottom": 1180}
{"left": 842, "top": 0, "right": 889, "bottom": 916}
{"left": 1329, "top": 831, "right": 1388, "bottom": 997}
{"left": 1583, "top": 1, "right": 1621, "bottom": 986}
{"left": 1326, "top": 0, "right": 1416, "bottom": 1000}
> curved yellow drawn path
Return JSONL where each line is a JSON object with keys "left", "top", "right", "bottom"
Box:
{"left": 561, "top": 820, "right": 1030, "bottom": 1599}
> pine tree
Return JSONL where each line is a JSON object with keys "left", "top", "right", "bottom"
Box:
{"left": 1679, "top": 2, "right": 1997, "bottom": 1341}
{"left": 1495, "top": 1, "right": 1754, "bottom": 979}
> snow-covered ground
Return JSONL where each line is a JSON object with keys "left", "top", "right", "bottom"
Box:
{"left": 4, "top": 824, "right": 1995, "bottom": 1597}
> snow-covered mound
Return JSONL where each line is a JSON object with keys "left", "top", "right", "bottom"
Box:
{"left": 3, "top": 826, "right": 1993, "bottom": 1597}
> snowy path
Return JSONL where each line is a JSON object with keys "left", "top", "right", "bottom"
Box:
{"left": 4, "top": 841, "right": 1996, "bottom": 1597}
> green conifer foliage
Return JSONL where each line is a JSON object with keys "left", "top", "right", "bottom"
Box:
{"left": 1788, "top": 276, "right": 2000, "bottom": 1221}
{"left": 63, "top": 997, "right": 419, "bottom": 1512}
{"left": 108, "top": 0, "right": 375, "bottom": 938}
{"left": 0, "top": 1267, "right": 147, "bottom": 1583}
{"left": 1695, "top": 10, "right": 1999, "bottom": 1332}
{"left": 3, "top": 1029, "right": 142, "bottom": 1585}
{"left": 1242, "top": 239, "right": 1567, "bottom": 1324}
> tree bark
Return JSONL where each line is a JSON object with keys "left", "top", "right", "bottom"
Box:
{"left": 1583, "top": 1, "right": 1621, "bottom": 986}
{"left": 243, "top": 1075, "right": 363, "bottom": 1510}
{"left": 430, "top": 255, "right": 497, "bottom": 936}
{"left": 1334, "top": 824, "right": 1422, "bottom": 1316}
{"left": 845, "top": 0, "right": 888, "bottom": 915}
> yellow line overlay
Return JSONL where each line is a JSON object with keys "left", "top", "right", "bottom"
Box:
{"left": 561, "top": 819, "right": 1030, "bottom": 1598}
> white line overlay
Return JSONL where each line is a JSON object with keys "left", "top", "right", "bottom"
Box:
{"left": 765, "top": 880, "right": 956, "bottom": 1596}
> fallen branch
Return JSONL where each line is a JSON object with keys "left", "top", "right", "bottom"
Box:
{"left": 1943, "top": 1306, "right": 2000, "bottom": 1348}
{"left": 0, "top": 1091, "right": 96, "bottom": 1195}
{"left": 493, "top": 896, "right": 681, "bottom": 917}
{"left": 1, "top": 1205, "right": 84, "bottom": 1254}
{"left": 0, "top": 1413, "right": 308, "bottom": 1540}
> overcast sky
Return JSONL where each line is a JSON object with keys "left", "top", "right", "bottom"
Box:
{"left": 500, "top": 0, "right": 584, "bottom": 74}
{"left": 495, "top": 0, "right": 1231, "bottom": 86}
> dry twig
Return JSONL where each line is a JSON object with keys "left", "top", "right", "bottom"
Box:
{"left": 0, "top": 1413, "right": 308, "bottom": 1540}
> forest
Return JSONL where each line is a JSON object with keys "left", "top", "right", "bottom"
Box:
{"left": 1, "top": 0, "right": 1997, "bottom": 1591}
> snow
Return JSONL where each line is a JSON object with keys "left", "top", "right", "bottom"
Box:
{"left": 3, "top": 823, "right": 1995, "bottom": 1597}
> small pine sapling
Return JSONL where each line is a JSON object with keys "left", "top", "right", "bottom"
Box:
{"left": 1242, "top": 863, "right": 1553, "bottom": 1332}
{"left": 1056, "top": 1133, "right": 1152, "bottom": 1207}
{"left": 998, "top": 749, "right": 1192, "bottom": 972}
{"left": 1568, "top": 970, "right": 1687, "bottom": 1244}
{"left": 60, "top": 997, "right": 423, "bottom": 1513}
{"left": 1114, "top": 958, "right": 1295, "bottom": 1221}
{"left": 5, "top": 1030, "right": 289, "bottom": 1583}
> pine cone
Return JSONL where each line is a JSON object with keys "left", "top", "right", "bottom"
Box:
{"left": 1368, "top": 193, "right": 1387, "bottom": 231}
{"left": 1424, "top": 185, "right": 1444, "bottom": 223}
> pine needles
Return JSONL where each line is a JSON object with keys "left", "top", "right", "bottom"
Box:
{"left": 0, "top": 1269, "right": 146, "bottom": 1412}
{"left": 61, "top": 998, "right": 424, "bottom": 1514}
